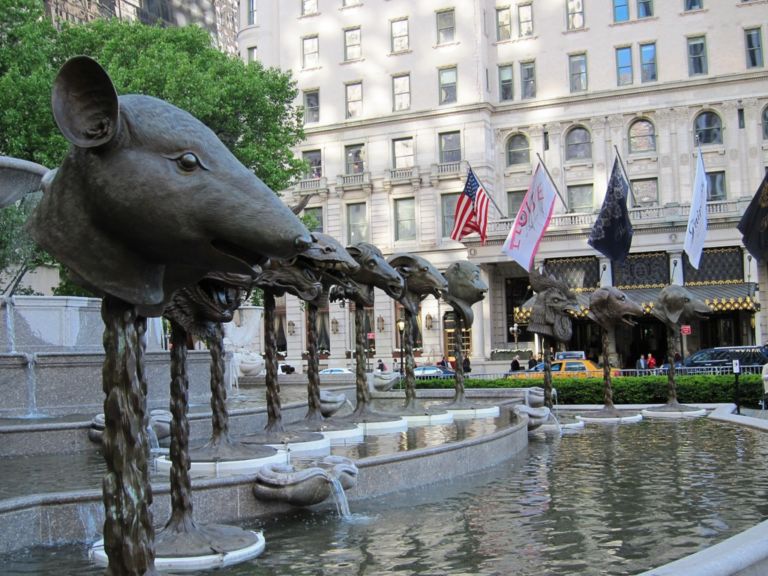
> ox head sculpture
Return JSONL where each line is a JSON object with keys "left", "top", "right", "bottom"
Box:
{"left": 651, "top": 284, "right": 710, "bottom": 329}
{"left": 388, "top": 253, "right": 448, "bottom": 317}
{"left": 528, "top": 269, "right": 579, "bottom": 342}
{"left": 587, "top": 286, "right": 644, "bottom": 330}
{"left": 442, "top": 261, "right": 488, "bottom": 326}
{"left": 1, "top": 56, "right": 312, "bottom": 316}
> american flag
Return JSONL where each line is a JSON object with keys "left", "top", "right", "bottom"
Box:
{"left": 450, "top": 168, "right": 490, "bottom": 244}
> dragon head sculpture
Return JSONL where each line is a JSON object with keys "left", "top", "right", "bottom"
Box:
{"left": 587, "top": 286, "right": 644, "bottom": 330}
{"left": 651, "top": 284, "right": 710, "bottom": 329}
{"left": 527, "top": 269, "right": 580, "bottom": 342}
{"left": 442, "top": 261, "right": 488, "bottom": 326}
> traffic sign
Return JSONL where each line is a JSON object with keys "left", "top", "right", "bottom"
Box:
{"left": 680, "top": 325, "right": 692, "bottom": 335}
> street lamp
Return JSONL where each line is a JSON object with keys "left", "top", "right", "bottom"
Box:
{"left": 397, "top": 318, "right": 406, "bottom": 376}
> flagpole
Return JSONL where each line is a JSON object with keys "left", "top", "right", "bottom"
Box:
{"left": 613, "top": 145, "right": 638, "bottom": 207}
{"left": 535, "top": 153, "right": 568, "bottom": 210}
{"left": 466, "top": 163, "right": 506, "bottom": 218}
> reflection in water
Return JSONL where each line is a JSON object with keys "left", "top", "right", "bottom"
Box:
{"left": 3, "top": 419, "right": 768, "bottom": 575}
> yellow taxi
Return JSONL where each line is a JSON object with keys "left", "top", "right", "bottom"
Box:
{"left": 508, "top": 359, "right": 616, "bottom": 379}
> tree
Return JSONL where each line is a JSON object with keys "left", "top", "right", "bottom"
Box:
{"left": 0, "top": 4, "right": 306, "bottom": 294}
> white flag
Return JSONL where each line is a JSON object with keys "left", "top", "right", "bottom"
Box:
{"left": 684, "top": 148, "right": 708, "bottom": 269}
{"left": 502, "top": 164, "right": 558, "bottom": 271}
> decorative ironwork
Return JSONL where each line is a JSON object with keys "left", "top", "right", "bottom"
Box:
{"left": 684, "top": 247, "right": 743, "bottom": 285}
{"left": 614, "top": 252, "right": 669, "bottom": 289}
{"left": 542, "top": 256, "right": 600, "bottom": 292}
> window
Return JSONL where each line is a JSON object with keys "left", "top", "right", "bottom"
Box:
{"left": 706, "top": 171, "right": 726, "bottom": 202}
{"left": 688, "top": 36, "right": 708, "bottom": 76}
{"left": 347, "top": 203, "right": 368, "bottom": 244}
{"left": 395, "top": 198, "right": 416, "bottom": 241}
{"left": 640, "top": 42, "right": 657, "bottom": 82}
{"left": 392, "top": 137, "right": 414, "bottom": 169}
{"left": 508, "top": 190, "right": 526, "bottom": 217}
{"left": 345, "top": 144, "right": 364, "bottom": 174}
{"left": 637, "top": 0, "right": 653, "bottom": 18}
{"left": 616, "top": 46, "right": 633, "bottom": 86}
{"left": 302, "top": 0, "right": 317, "bottom": 16}
{"left": 506, "top": 134, "right": 530, "bottom": 165}
{"left": 302, "top": 35, "right": 319, "bottom": 68}
{"left": 247, "top": 0, "right": 256, "bottom": 25}
{"left": 629, "top": 119, "right": 656, "bottom": 153}
{"left": 303, "top": 207, "right": 323, "bottom": 233}
{"left": 344, "top": 27, "right": 361, "bottom": 61}
{"left": 567, "top": 184, "right": 593, "bottom": 213}
{"left": 302, "top": 149, "right": 322, "bottom": 177}
{"left": 345, "top": 81, "right": 362, "bottom": 118}
{"left": 439, "top": 66, "right": 457, "bottom": 105}
{"left": 441, "top": 193, "right": 459, "bottom": 237}
{"left": 303, "top": 90, "right": 319, "bottom": 123}
{"left": 567, "top": 0, "right": 584, "bottom": 30}
{"left": 763, "top": 107, "right": 768, "bottom": 140}
{"left": 391, "top": 18, "right": 409, "bottom": 52}
{"left": 439, "top": 131, "right": 461, "bottom": 163}
{"left": 518, "top": 4, "right": 533, "bottom": 37}
{"left": 521, "top": 61, "right": 536, "bottom": 98}
{"left": 565, "top": 126, "right": 592, "bottom": 160}
{"left": 745, "top": 28, "right": 764, "bottom": 69}
{"left": 393, "top": 74, "right": 410, "bottom": 111}
{"left": 247, "top": 46, "right": 257, "bottom": 63}
{"left": 569, "top": 53, "right": 587, "bottom": 92}
{"left": 631, "top": 178, "right": 658, "bottom": 205}
{"left": 613, "top": 0, "right": 629, "bottom": 23}
{"left": 496, "top": 7, "right": 512, "bottom": 41}
{"left": 437, "top": 9, "right": 455, "bottom": 44}
{"left": 499, "top": 65, "right": 514, "bottom": 101}
{"left": 694, "top": 111, "right": 722, "bottom": 145}
{"left": 685, "top": 0, "right": 702, "bottom": 10}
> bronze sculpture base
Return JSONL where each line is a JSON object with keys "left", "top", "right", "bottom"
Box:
{"left": 155, "top": 522, "right": 260, "bottom": 558}
{"left": 188, "top": 440, "right": 278, "bottom": 462}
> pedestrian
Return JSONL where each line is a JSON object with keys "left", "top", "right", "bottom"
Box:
{"left": 377, "top": 358, "right": 386, "bottom": 372}
{"left": 527, "top": 356, "right": 537, "bottom": 369}
{"left": 437, "top": 356, "right": 447, "bottom": 368}
{"left": 463, "top": 356, "right": 471, "bottom": 373}
{"left": 510, "top": 355, "right": 521, "bottom": 372}
{"left": 636, "top": 354, "right": 647, "bottom": 372}
{"left": 647, "top": 353, "right": 657, "bottom": 370}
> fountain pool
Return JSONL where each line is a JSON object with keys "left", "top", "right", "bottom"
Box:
{"left": 2, "top": 417, "right": 767, "bottom": 575}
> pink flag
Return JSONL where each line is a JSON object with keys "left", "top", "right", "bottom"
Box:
{"left": 501, "top": 164, "right": 558, "bottom": 271}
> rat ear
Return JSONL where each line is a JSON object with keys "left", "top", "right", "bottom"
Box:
{"left": 52, "top": 56, "right": 119, "bottom": 148}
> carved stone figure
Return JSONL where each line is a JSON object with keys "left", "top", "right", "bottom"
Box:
{"left": 651, "top": 285, "right": 710, "bottom": 408}
{"left": 0, "top": 56, "right": 312, "bottom": 575}
{"left": 388, "top": 254, "right": 448, "bottom": 411}
{"left": 442, "top": 261, "right": 488, "bottom": 405}
{"left": 329, "top": 243, "right": 403, "bottom": 418}
{"left": 586, "top": 287, "right": 643, "bottom": 417}
{"left": 527, "top": 270, "right": 579, "bottom": 408}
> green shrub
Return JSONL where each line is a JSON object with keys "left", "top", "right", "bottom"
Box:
{"left": 412, "top": 374, "right": 764, "bottom": 407}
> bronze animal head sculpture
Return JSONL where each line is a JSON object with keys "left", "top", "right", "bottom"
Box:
{"left": 1, "top": 56, "right": 312, "bottom": 315}
{"left": 588, "top": 286, "right": 643, "bottom": 330}
{"left": 388, "top": 253, "right": 448, "bottom": 316}
{"left": 442, "top": 261, "right": 488, "bottom": 326}
{"left": 528, "top": 269, "right": 579, "bottom": 342}
{"left": 332, "top": 242, "right": 404, "bottom": 306}
{"left": 651, "top": 284, "right": 710, "bottom": 329}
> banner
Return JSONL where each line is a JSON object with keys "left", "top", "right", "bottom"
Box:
{"left": 684, "top": 147, "right": 708, "bottom": 269}
{"left": 502, "top": 164, "right": 557, "bottom": 271}
{"left": 738, "top": 171, "right": 768, "bottom": 261}
{"left": 588, "top": 156, "right": 633, "bottom": 262}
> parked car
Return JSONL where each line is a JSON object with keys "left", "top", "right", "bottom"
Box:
{"left": 671, "top": 345, "right": 768, "bottom": 374}
{"left": 414, "top": 365, "right": 455, "bottom": 379}
{"left": 319, "top": 367, "right": 353, "bottom": 375}
{"left": 508, "top": 359, "right": 618, "bottom": 379}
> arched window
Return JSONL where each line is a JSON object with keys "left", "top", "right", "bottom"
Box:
{"left": 628, "top": 119, "right": 656, "bottom": 153}
{"left": 565, "top": 126, "right": 592, "bottom": 161}
{"left": 762, "top": 107, "right": 768, "bottom": 140}
{"left": 694, "top": 111, "right": 722, "bottom": 145}
{"left": 506, "top": 133, "right": 530, "bottom": 165}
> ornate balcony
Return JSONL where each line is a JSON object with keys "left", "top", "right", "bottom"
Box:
{"left": 337, "top": 171, "right": 372, "bottom": 193}
{"left": 293, "top": 176, "right": 329, "bottom": 196}
{"left": 383, "top": 166, "right": 421, "bottom": 191}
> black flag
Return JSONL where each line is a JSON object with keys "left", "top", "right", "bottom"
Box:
{"left": 738, "top": 171, "right": 768, "bottom": 261}
{"left": 588, "top": 157, "right": 633, "bottom": 262}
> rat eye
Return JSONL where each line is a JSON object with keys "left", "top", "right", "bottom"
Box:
{"left": 176, "top": 152, "right": 201, "bottom": 172}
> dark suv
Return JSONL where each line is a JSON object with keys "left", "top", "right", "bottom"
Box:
{"left": 680, "top": 345, "right": 768, "bottom": 373}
